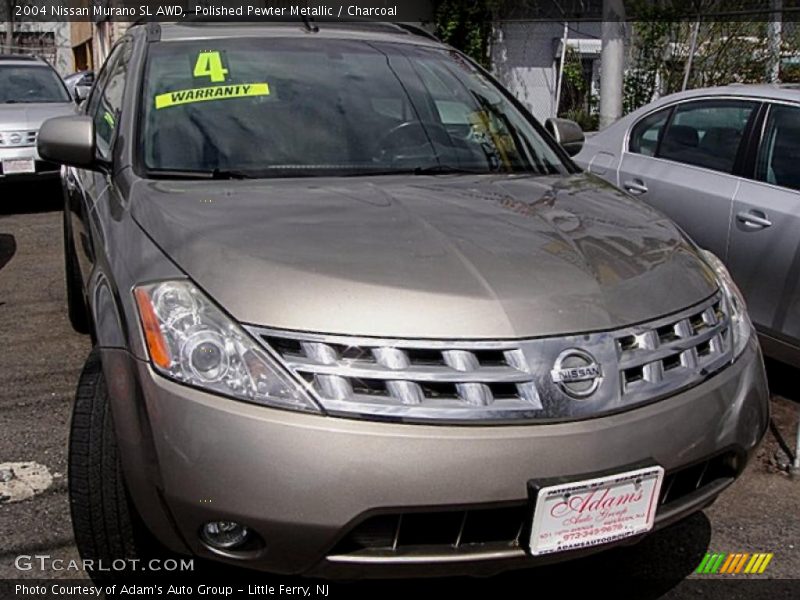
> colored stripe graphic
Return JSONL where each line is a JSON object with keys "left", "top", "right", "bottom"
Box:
{"left": 711, "top": 553, "right": 726, "bottom": 573}
{"left": 758, "top": 554, "right": 773, "bottom": 573}
{"left": 699, "top": 552, "right": 773, "bottom": 575}
{"left": 696, "top": 553, "right": 713, "bottom": 573}
{"left": 697, "top": 553, "right": 725, "bottom": 573}
{"left": 733, "top": 553, "right": 749, "bottom": 573}
{"left": 720, "top": 553, "right": 736, "bottom": 573}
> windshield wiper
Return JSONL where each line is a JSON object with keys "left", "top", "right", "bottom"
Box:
{"left": 338, "top": 166, "right": 491, "bottom": 177}
{"left": 412, "top": 165, "right": 491, "bottom": 175}
{"left": 211, "top": 168, "right": 252, "bottom": 180}
{"left": 146, "top": 168, "right": 254, "bottom": 180}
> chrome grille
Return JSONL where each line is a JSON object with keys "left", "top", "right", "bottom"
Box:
{"left": 259, "top": 335, "right": 541, "bottom": 420}
{"left": 246, "top": 293, "right": 732, "bottom": 423}
{"left": 615, "top": 296, "right": 731, "bottom": 407}
{"left": 0, "top": 130, "right": 37, "bottom": 148}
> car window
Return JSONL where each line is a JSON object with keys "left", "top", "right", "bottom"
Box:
{"left": 407, "top": 54, "right": 554, "bottom": 174}
{"left": 86, "top": 46, "right": 122, "bottom": 117}
{"left": 629, "top": 107, "right": 670, "bottom": 156}
{"left": 0, "top": 65, "right": 70, "bottom": 103}
{"left": 140, "top": 39, "right": 570, "bottom": 178}
{"left": 756, "top": 104, "right": 800, "bottom": 192}
{"left": 91, "top": 43, "right": 130, "bottom": 162}
{"left": 657, "top": 100, "right": 756, "bottom": 174}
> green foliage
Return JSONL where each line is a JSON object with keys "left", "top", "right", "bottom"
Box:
{"left": 623, "top": 0, "right": 678, "bottom": 113}
{"left": 561, "top": 48, "right": 587, "bottom": 99}
{"left": 433, "top": 0, "right": 800, "bottom": 119}
{"left": 782, "top": 63, "right": 800, "bottom": 83}
{"left": 624, "top": 0, "right": 798, "bottom": 113}
{"left": 432, "top": 0, "right": 504, "bottom": 67}
{"left": 563, "top": 108, "right": 600, "bottom": 132}
{"left": 558, "top": 47, "right": 599, "bottom": 130}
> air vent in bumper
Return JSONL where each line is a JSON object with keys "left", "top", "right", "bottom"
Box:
{"left": 327, "top": 451, "right": 740, "bottom": 563}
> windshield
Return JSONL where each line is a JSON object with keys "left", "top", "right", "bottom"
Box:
{"left": 0, "top": 66, "right": 71, "bottom": 103}
{"left": 141, "top": 39, "right": 572, "bottom": 178}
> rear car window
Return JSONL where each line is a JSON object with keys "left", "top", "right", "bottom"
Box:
{"left": 140, "top": 38, "right": 570, "bottom": 178}
{"left": 756, "top": 103, "right": 800, "bottom": 192}
{"left": 657, "top": 100, "right": 756, "bottom": 174}
{"left": 629, "top": 107, "right": 671, "bottom": 156}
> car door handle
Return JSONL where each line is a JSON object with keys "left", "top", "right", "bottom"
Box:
{"left": 736, "top": 210, "right": 772, "bottom": 229}
{"left": 623, "top": 180, "right": 648, "bottom": 195}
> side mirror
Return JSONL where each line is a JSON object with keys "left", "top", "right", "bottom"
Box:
{"left": 545, "top": 118, "right": 585, "bottom": 157}
{"left": 38, "top": 116, "right": 95, "bottom": 168}
{"left": 73, "top": 85, "right": 91, "bottom": 104}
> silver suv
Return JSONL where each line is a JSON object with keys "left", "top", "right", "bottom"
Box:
{"left": 0, "top": 55, "right": 75, "bottom": 181}
{"left": 37, "top": 22, "right": 768, "bottom": 579}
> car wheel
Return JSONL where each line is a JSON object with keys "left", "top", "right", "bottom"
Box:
{"left": 63, "top": 211, "right": 91, "bottom": 334}
{"left": 68, "top": 350, "right": 167, "bottom": 583}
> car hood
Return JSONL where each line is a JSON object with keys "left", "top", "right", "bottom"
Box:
{"left": 131, "top": 173, "right": 718, "bottom": 339}
{"left": 0, "top": 102, "right": 75, "bottom": 130}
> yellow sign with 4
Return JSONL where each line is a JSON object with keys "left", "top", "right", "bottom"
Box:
{"left": 193, "top": 51, "right": 229, "bottom": 82}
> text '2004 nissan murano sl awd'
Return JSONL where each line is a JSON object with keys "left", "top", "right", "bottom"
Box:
{"left": 37, "top": 21, "right": 769, "bottom": 579}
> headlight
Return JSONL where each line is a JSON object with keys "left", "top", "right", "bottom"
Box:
{"left": 133, "top": 280, "right": 320, "bottom": 413}
{"left": 701, "top": 251, "right": 752, "bottom": 358}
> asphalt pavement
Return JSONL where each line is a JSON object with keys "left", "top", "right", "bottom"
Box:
{"left": 0, "top": 181, "right": 797, "bottom": 598}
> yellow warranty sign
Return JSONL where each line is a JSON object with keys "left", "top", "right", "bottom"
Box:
{"left": 155, "top": 83, "right": 270, "bottom": 110}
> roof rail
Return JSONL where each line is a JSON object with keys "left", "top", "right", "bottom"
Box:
{"left": 127, "top": 19, "right": 440, "bottom": 43}
{"left": 393, "top": 22, "right": 440, "bottom": 42}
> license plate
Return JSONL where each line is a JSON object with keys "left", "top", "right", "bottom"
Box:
{"left": 2, "top": 158, "right": 35, "bottom": 175}
{"left": 528, "top": 465, "right": 664, "bottom": 556}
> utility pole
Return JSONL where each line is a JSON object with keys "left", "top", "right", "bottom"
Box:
{"left": 599, "top": 0, "right": 625, "bottom": 129}
{"left": 767, "top": 0, "right": 783, "bottom": 83}
{"left": 554, "top": 21, "right": 569, "bottom": 118}
{"left": 682, "top": 20, "right": 700, "bottom": 91}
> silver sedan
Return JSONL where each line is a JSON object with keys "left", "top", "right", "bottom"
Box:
{"left": 575, "top": 85, "right": 800, "bottom": 366}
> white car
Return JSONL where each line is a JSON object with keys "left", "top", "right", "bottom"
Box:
{"left": 0, "top": 55, "right": 76, "bottom": 181}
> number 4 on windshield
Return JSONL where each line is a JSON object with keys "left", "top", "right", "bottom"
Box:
{"left": 193, "top": 51, "right": 228, "bottom": 83}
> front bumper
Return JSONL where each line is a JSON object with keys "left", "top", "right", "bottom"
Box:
{"left": 103, "top": 335, "right": 768, "bottom": 577}
{"left": 0, "top": 146, "right": 59, "bottom": 180}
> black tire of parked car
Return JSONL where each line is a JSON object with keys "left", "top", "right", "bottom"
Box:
{"left": 63, "top": 210, "right": 91, "bottom": 335}
{"left": 68, "top": 349, "right": 169, "bottom": 583}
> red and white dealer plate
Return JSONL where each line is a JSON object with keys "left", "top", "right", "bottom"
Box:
{"left": 528, "top": 465, "right": 664, "bottom": 556}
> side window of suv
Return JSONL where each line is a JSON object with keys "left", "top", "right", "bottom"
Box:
{"left": 629, "top": 107, "right": 671, "bottom": 156}
{"left": 656, "top": 100, "right": 756, "bottom": 174}
{"left": 90, "top": 42, "right": 131, "bottom": 162}
{"left": 755, "top": 104, "right": 800, "bottom": 192}
{"left": 85, "top": 45, "right": 120, "bottom": 117}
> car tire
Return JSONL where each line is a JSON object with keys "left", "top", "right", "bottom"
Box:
{"left": 68, "top": 349, "right": 167, "bottom": 582}
{"left": 63, "top": 211, "right": 91, "bottom": 335}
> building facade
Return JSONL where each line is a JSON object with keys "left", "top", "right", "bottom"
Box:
{"left": 491, "top": 21, "right": 605, "bottom": 124}
{"left": 0, "top": 20, "right": 73, "bottom": 74}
